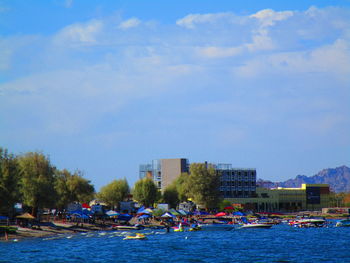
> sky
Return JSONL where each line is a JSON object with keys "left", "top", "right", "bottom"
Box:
{"left": 1, "top": 0, "right": 350, "bottom": 191}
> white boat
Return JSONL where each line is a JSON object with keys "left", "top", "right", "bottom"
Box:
{"left": 336, "top": 219, "right": 350, "bottom": 227}
{"left": 240, "top": 223, "right": 272, "bottom": 229}
{"left": 289, "top": 218, "right": 326, "bottom": 227}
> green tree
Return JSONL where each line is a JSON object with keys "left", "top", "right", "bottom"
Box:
{"left": 98, "top": 178, "right": 129, "bottom": 210}
{"left": 218, "top": 200, "right": 232, "bottom": 212}
{"left": 186, "top": 163, "right": 221, "bottom": 210}
{"left": 162, "top": 185, "right": 180, "bottom": 209}
{"left": 0, "top": 148, "right": 21, "bottom": 216}
{"left": 18, "top": 152, "right": 56, "bottom": 216}
{"left": 173, "top": 173, "right": 190, "bottom": 202}
{"left": 55, "top": 169, "right": 95, "bottom": 209}
{"left": 133, "top": 177, "right": 159, "bottom": 207}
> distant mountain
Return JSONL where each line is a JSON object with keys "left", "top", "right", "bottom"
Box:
{"left": 257, "top": 165, "right": 350, "bottom": 193}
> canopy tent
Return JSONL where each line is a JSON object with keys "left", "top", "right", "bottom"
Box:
{"left": 161, "top": 212, "right": 176, "bottom": 218}
{"left": 177, "top": 209, "right": 188, "bottom": 216}
{"left": 82, "top": 209, "right": 93, "bottom": 215}
{"left": 215, "top": 212, "right": 226, "bottom": 217}
{"left": 82, "top": 203, "right": 91, "bottom": 209}
{"left": 138, "top": 214, "right": 151, "bottom": 219}
{"left": 16, "top": 213, "right": 35, "bottom": 220}
{"left": 169, "top": 209, "right": 181, "bottom": 216}
{"left": 193, "top": 211, "right": 210, "bottom": 215}
{"left": 137, "top": 206, "right": 145, "bottom": 214}
{"left": 106, "top": 210, "right": 120, "bottom": 217}
{"left": 233, "top": 211, "right": 246, "bottom": 216}
{"left": 117, "top": 214, "right": 133, "bottom": 221}
{"left": 0, "top": 216, "right": 9, "bottom": 220}
{"left": 68, "top": 209, "right": 83, "bottom": 215}
{"left": 224, "top": 206, "right": 234, "bottom": 210}
{"left": 137, "top": 207, "right": 153, "bottom": 215}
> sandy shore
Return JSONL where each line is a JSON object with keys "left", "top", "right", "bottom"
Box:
{"left": 1, "top": 222, "right": 112, "bottom": 242}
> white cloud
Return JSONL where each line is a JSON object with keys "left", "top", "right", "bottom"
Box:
{"left": 234, "top": 38, "right": 350, "bottom": 78}
{"left": 118, "top": 18, "right": 141, "bottom": 30}
{"left": 53, "top": 19, "right": 103, "bottom": 45}
{"left": 196, "top": 46, "right": 244, "bottom": 58}
{"left": 250, "top": 9, "right": 294, "bottom": 27}
{"left": 176, "top": 12, "right": 235, "bottom": 29}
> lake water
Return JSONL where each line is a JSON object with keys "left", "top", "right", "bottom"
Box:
{"left": 1, "top": 223, "right": 350, "bottom": 262}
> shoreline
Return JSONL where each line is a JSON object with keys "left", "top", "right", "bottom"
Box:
{"left": 1, "top": 222, "right": 113, "bottom": 242}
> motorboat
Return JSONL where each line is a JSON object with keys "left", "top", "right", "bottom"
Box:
{"left": 289, "top": 217, "right": 326, "bottom": 228}
{"left": 336, "top": 219, "right": 350, "bottom": 227}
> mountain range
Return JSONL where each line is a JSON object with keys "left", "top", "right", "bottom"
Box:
{"left": 257, "top": 165, "right": 350, "bottom": 193}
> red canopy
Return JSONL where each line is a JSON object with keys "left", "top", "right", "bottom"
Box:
{"left": 215, "top": 212, "right": 226, "bottom": 217}
{"left": 82, "top": 203, "right": 91, "bottom": 209}
{"left": 224, "top": 206, "right": 234, "bottom": 210}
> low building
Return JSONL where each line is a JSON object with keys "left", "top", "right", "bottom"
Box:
{"left": 225, "top": 184, "right": 330, "bottom": 212}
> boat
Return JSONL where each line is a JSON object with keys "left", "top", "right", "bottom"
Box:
{"left": 336, "top": 219, "right": 350, "bottom": 227}
{"left": 123, "top": 233, "right": 147, "bottom": 240}
{"left": 240, "top": 223, "right": 272, "bottom": 229}
{"left": 289, "top": 217, "right": 326, "bottom": 228}
{"left": 113, "top": 225, "right": 143, "bottom": 230}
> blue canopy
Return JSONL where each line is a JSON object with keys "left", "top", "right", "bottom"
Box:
{"left": 118, "top": 214, "right": 133, "bottom": 221}
{"left": 233, "top": 211, "right": 245, "bottom": 216}
{"left": 69, "top": 210, "right": 83, "bottom": 215}
{"left": 137, "top": 206, "right": 145, "bottom": 214}
{"left": 194, "top": 211, "right": 210, "bottom": 215}
{"left": 82, "top": 209, "right": 93, "bottom": 215}
{"left": 241, "top": 217, "right": 249, "bottom": 224}
{"left": 0, "top": 215, "right": 8, "bottom": 220}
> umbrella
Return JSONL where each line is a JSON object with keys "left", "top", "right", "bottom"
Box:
{"left": 16, "top": 213, "right": 35, "bottom": 220}
{"left": 215, "top": 212, "right": 226, "bottom": 217}
{"left": 224, "top": 206, "right": 234, "bottom": 210}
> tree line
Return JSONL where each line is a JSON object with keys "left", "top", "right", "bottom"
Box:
{"left": 1, "top": 147, "right": 224, "bottom": 217}
{"left": 0, "top": 148, "right": 94, "bottom": 217}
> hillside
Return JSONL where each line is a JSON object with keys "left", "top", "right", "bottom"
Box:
{"left": 257, "top": 165, "right": 350, "bottom": 193}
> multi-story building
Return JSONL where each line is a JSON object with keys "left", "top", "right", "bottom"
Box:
{"left": 214, "top": 163, "right": 257, "bottom": 198}
{"left": 139, "top": 158, "right": 189, "bottom": 191}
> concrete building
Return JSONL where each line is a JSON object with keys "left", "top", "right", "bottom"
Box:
{"left": 139, "top": 158, "right": 189, "bottom": 191}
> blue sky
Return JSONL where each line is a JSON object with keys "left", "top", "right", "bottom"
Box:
{"left": 1, "top": 0, "right": 350, "bottom": 191}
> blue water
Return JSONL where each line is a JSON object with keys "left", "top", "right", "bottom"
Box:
{"left": 1, "top": 224, "right": 350, "bottom": 263}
